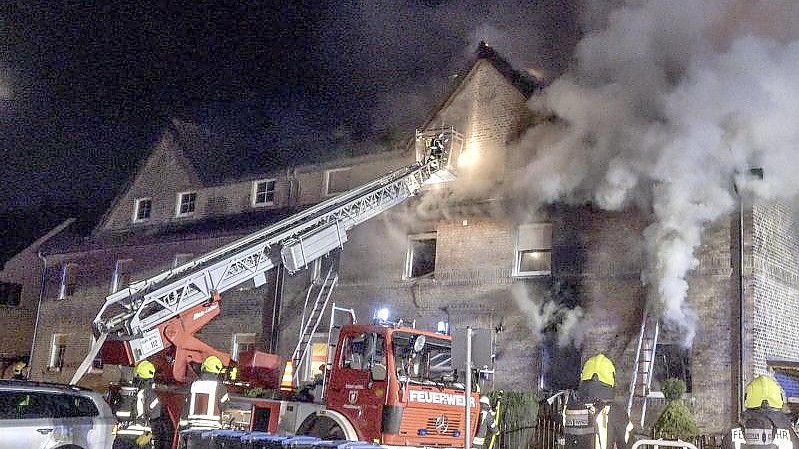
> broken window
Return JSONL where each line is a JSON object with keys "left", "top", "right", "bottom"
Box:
{"left": 252, "top": 179, "right": 276, "bottom": 206}
{"left": 650, "top": 343, "right": 692, "bottom": 395}
{"left": 111, "top": 259, "right": 133, "bottom": 293}
{"left": 133, "top": 197, "right": 152, "bottom": 222}
{"left": 405, "top": 233, "right": 437, "bottom": 279}
{"left": 0, "top": 282, "right": 22, "bottom": 306}
{"left": 50, "top": 334, "right": 68, "bottom": 370}
{"left": 324, "top": 167, "right": 351, "bottom": 196}
{"left": 59, "top": 263, "right": 78, "bottom": 299}
{"left": 176, "top": 191, "right": 197, "bottom": 216}
{"left": 514, "top": 223, "right": 552, "bottom": 276}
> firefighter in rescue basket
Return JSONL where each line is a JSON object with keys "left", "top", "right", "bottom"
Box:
{"left": 560, "top": 353, "right": 633, "bottom": 449}
{"left": 722, "top": 375, "right": 799, "bottom": 449}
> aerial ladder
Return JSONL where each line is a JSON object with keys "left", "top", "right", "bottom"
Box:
{"left": 70, "top": 127, "right": 463, "bottom": 386}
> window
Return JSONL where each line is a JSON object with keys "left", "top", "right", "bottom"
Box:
{"left": 341, "top": 332, "right": 386, "bottom": 372}
{"left": 231, "top": 333, "right": 256, "bottom": 361}
{"left": 133, "top": 197, "right": 152, "bottom": 222}
{"left": 59, "top": 263, "right": 78, "bottom": 299}
{"left": 49, "top": 334, "right": 68, "bottom": 371}
{"left": 111, "top": 259, "right": 133, "bottom": 293}
{"left": 514, "top": 223, "right": 552, "bottom": 276}
{"left": 176, "top": 191, "right": 197, "bottom": 217}
{"left": 173, "top": 253, "right": 194, "bottom": 269}
{"left": 324, "top": 167, "right": 351, "bottom": 196}
{"left": 405, "top": 233, "right": 437, "bottom": 279}
{"left": 302, "top": 341, "right": 329, "bottom": 383}
{"left": 650, "top": 343, "right": 692, "bottom": 395}
{"left": 0, "top": 282, "right": 21, "bottom": 306}
{"left": 0, "top": 392, "right": 98, "bottom": 419}
{"left": 252, "top": 179, "right": 276, "bottom": 206}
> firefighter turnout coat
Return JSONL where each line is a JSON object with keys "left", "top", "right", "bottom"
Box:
{"left": 115, "top": 382, "right": 162, "bottom": 438}
{"left": 180, "top": 372, "right": 230, "bottom": 430}
{"left": 560, "top": 389, "right": 633, "bottom": 449}
{"left": 722, "top": 408, "right": 799, "bottom": 449}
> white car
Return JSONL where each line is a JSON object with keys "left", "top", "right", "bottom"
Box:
{"left": 0, "top": 380, "right": 116, "bottom": 449}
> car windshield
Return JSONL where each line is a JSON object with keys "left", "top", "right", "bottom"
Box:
{"left": 392, "top": 332, "right": 454, "bottom": 385}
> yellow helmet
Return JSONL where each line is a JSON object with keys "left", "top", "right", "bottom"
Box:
{"left": 744, "top": 375, "right": 785, "bottom": 410}
{"left": 581, "top": 353, "right": 616, "bottom": 387}
{"left": 228, "top": 366, "right": 239, "bottom": 382}
{"left": 202, "top": 356, "right": 224, "bottom": 374}
{"left": 12, "top": 361, "right": 26, "bottom": 375}
{"left": 134, "top": 360, "right": 156, "bottom": 380}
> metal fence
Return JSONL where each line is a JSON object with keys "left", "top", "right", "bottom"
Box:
{"left": 494, "top": 416, "right": 724, "bottom": 449}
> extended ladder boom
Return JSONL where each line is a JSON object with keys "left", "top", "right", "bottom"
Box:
{"left": 77, "top": 128, "right": 462, "bottom": 381}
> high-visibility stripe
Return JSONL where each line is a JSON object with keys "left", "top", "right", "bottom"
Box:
{"left": 149, "top": 397, "right": 160, "bottom": 409}
{"left": 565, "top": 427, "right": 596, "bottom": 436}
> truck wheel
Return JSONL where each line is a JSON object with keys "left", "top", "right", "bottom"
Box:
{"left": 297, "top": 414, "right": 347, "bottom": 440}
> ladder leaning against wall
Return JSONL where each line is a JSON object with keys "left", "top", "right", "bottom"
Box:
{"left": 627, "top": 309, "right": 660, "bottom": 428}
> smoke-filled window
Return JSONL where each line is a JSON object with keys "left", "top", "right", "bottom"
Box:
{"left": 514, "top": 223, "right": 552, "bottom": 276}
{"left": 651, "top": 343, "right": 692, "bottom": 394}
{"left": 405, "top": 233, "right": 437, "bottom": 279}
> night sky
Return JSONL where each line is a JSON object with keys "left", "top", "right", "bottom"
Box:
{"left": 0, "top": 1, "right": 581, "bottom": 262}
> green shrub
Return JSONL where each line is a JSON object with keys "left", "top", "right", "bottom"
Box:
{"left": 653, "top": 379, "right": 699, "bottom": 440}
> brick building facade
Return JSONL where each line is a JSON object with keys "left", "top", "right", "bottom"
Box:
{"left": 2, "top": 44, "right": 798, "bottom": 435}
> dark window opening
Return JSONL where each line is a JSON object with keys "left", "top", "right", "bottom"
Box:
{"left": 407, "top": 235, "right": 436, "bottom": 278}
{"left": 178, "top": 192, "right": 197, "bottom": 215}
{"left": 135, "top": 198, "right": 152, "bottom": 221}
{"left": 0, "top": 282, "right": 21, "bottom": 306}
{"left": 539, "top": 333, "right": 581, "bottom": 392}
{"left": 651, "top": 343, "right": 692, "bottom": 394}
{"left": 254, "top": 180, "right": 276, "bottom": 205}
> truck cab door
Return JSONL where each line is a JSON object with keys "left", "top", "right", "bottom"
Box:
{"left": 327, "top": 332, "right": 387, "bottom": 442}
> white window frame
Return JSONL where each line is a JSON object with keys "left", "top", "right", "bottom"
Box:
{"left": 173, "top": 253, "right": 194, "bottom": 269}
{"left": 111, "top": 259, "right": 133, "bottom": 293}
{"left": 59, "top": 263, "right": 78, "bottom": 300}
{"left": 251, "top": 179, "right": 277, "bottom": 207}
{"left": 404, "top": 232, "right": 437, "bottom": 279}
{"left": 175, "top": 191, "right": 198, "bottom": 217}
{"left": 323, "top": 167, "right": 351, "bottom": 197}
{"left": 513, "top": 223, "right": 552, "bottom": 277}
{"left": 133, "top": 197, "right": 152, "bottom": 223}
{"left": 300, "top": 333, "right": 329, "bottom": 383}
{"left": 231, "top": 333, "right": 257, "bottom": 361}
{"left": 49, "top": 333, "right": 68, "bottom": 371}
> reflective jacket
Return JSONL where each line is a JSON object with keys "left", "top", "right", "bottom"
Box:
{"left": 560, "top": 384, "right": 633, "bottom": 449}
{"left": 116, "top": 381, "right": 161, "bottom": 437}
{"left": 180, "top": 372, "right": 230, "bottom": 430}
{"left": 723, "top": 408, "right": 799, "bottom": 449}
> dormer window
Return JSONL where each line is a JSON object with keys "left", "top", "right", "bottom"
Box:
{"left": 176, "top": 191, "right": 197, "bottom": 217}
{"left": 252, "top": 179, "right": 276, "bottom": 207}
{"left": 133, "top": 198, "right": 152, "bottom": 222}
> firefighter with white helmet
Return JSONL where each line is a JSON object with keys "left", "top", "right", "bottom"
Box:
{"left": 113, "top": 360, "right": 165, "bottom": 449}
{"left": 560, "top": 353, "right": 633, "bottom": 449}
{"left": 179, "top": 355, "right": 231, "bottom": 431}
{"left": 723, "top": 375, "right": 799, "bottom": 449}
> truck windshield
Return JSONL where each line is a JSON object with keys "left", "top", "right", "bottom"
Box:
{"left": 392, "top": 332, "right": 455, "bottom": 385}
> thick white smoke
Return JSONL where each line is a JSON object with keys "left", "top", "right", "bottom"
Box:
{"left": 521, "top": 0, "right": 799, "bottom": 343}
{"left": 511, "top": 283, "right": 584, "bottom": 348}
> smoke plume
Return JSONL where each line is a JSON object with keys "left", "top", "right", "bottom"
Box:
{"left": 511, "top": 283, "right": 584, "bottom": 348}
{"left": 520, "top": 0, "right": 799, "bottom": 344}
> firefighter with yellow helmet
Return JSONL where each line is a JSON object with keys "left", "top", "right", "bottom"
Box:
{"left": 723, "top": 375, "right": 799, "bottom": 449}
{"left": 113, "top": 360, "right": 166, "bottom": 449}
{"left": 11, "top": 361, "right": 27, "bottom": 380}
{"left": 560, "top": 353, "right": 633, "bottom": 449}
{"left": 179, "top": 355, "right": 231, "bottom": 431}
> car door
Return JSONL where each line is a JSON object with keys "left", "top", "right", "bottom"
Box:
{"left": 0, "top": 390, "right": 56, "bottom": 449}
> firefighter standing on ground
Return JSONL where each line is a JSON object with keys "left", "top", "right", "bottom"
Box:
{"left": 560, "top": 353, "right": 633, "bottom": 449}
{"left": 114, "top": 360, "right": 166, "bottom": 449}
{"left": 722, "top": 375, "right": 799, "bottom": 449}
{"left": 180, "top": 355, "right": 231, "bottom": 431}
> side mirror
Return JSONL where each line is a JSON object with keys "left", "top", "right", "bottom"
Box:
{"left": 413, "top": 335, "right": 426, "bottom": 353}
{"left": 371, "top": 363, "right": 387, "bottom": 381}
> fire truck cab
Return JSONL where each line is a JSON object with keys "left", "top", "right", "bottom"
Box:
{"left": 238, "top": 323, "right": 479, "bottom": 447}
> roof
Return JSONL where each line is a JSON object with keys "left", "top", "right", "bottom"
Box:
{"left": 475, "top": 41, "right": 542, "bottom": 97}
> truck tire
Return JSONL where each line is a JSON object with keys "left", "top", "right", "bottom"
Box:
{"left": 297, "top": 414, "right": 347, "bottom": 440}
